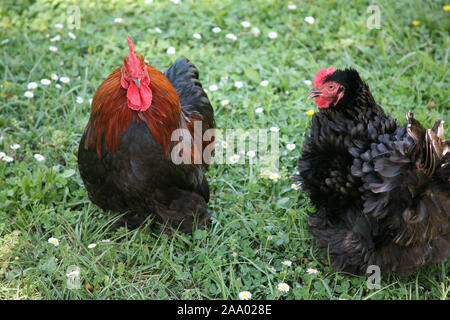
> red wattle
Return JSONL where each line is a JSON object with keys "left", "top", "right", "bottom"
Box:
{"left": 138, "top": 84, "right": 152, "bottom": 110}
{"left": 126, "top": 81, "right": 152, "bottom": 111}
{"left": 315, "top": 96, "right": 332, "bottom": 109}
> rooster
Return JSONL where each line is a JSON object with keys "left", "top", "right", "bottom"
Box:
{"left": 297, "top": 67, "right": 449, "bottom": 275}
{"left": 78, "top": 36, "right": 215, "bottom": 233}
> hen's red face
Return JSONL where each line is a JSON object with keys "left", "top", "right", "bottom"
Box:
{"left": 308, "top": 67, "right": 345, "bottom": 109}
{"left": 121, "top": 35, "right": 152, "bottom": 112}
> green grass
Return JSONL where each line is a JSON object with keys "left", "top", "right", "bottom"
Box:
{"left": 0, "top": 0, "right": 449, "bottom": 300}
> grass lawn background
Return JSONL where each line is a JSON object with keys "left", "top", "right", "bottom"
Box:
{"left": 0, "top": 0, "right": 448, "bottom": 299}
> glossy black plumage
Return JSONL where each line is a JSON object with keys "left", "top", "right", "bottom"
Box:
{"left": 78, "top": 58, "right": 215, "bottom": 233}
{"left": 297, "top": 68, "right": 449, "bottom": 275}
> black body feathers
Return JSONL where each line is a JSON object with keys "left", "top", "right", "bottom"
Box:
{"left": 297, "top": 69, "right": 449, "bottom": 275}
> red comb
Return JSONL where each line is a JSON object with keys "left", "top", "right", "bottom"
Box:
{"left": 312, "top": 67, "right": 336, "bottom": 87}
{"left": 127, "top": 35, "right": 140, "bottom": 77}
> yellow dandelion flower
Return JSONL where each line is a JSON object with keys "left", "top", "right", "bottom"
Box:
{"left": 443, "top": 5, "right": 450, "bottom": 11}
{"left": 306, "top": 109, "right": 315, "bottom": 116}
{"left": 4, "top": 81, "right": 9, "bottom": 86}
{"left": 4, "top": 23, "right": 9, "bottom": 28}
{"left": 411, "top": 20, "right": 420, "bottom": 26}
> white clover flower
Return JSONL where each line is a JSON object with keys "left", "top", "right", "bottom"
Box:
{"left": 221, "top": 141, "right": 228, "bottom": 149}
{"left": 34, "top": 154, "right": 45, "bottom": 162}
{"left": 55, "top": 84, "right": 62, "bottom": 89}
{"left": 269, "top": 172, "right": 281, "bottom": 181}
{"left": 155, "top": 27, "right": 162, "bottom": 33}
{"left": 40, "top": 79, "right": 51, "bottom": 85}
{"left": 49, "top": 46, "right": 58, "bottom": 52}
{"left": 268, "top": 31, "right": 278, "bottom": 39}
{"left": 24, "top": 91, "right": 34, "bottom": 98}
{"left": 87, "top": 243, "right": 97, "bottom": 249}
{"left": 304, "top": 80, "right": 312, "bottom": 86}
{"left": 101, "top": 239, "right": 111, "bottom": 243}
{"left": 68, "top": 32, "right": 76, "bottom": 40}
{"left": 241, "top": 21, "right": 251, "bottom": 28}
{"left": 221, "top": 99, "right": 229, "bottom": 107}
{"left": 239, "top": 291, "right": 252, "bottom": 300}
{"left": 209, "top": 84, "right": 218, "bottom": 91}
{"left": 145, "top": 0, "right": 153, "bottom": 3}
{"left": 170, "top": 0, "right": 181, "bottom": 4}
{"left": 212, "top": 27, "right": 221, "bottom": 33}
{"left": 27, "top": 82, "right": 38, "bottom": 90}
{"left": 291, "top": 183, "right": 301, "bottom": 190}
{"left": 54, "top": 23, "right": 64, "bottom": 29}
{"left": 48, "top": 237, "right": 59, "bottom": 246}
{"left": 255, "top": 107, "right": 263, "bottom": 114}
{"left": 288, "top": 4, "right": 297, "bottom": 10}
{"left": 225, "top": 33, "right": 237, "bottom": 41}
{"left": 304, "top": 16, "right": 315, "bottom": 24}
{"left": 286, "top": 143, "right": 296, "bottom": 151}
{"left": 2, "top": 156, "right": 13, "bottom": 162}
{"left": 306, "top": 268, "right": 319, "bottom": 275}
{"left": 10, "top": 144, "right": 20, "bottom": 150}
{"left": 260, "top": 80, "right": 269, "bottom": 87}
{"left": 246, "top": 150, "right": 256, "bottom": 158}
{"left": 76, "top": 96, "right": 84, "bottom": 104}
{"left": 114, "top": 18, "right": 123, "bottom": 24}
{"left": 193, "top": 33, "right": 202, "bottom": 39}
{"left": 270, "top": 126, "right": 280, "bottom": 132}
{"left": 166, "top": 46, "right": 176, "bottom": 55}
{"left": 1, "top": 39, "right": 10, "bottom": 45}
{"left": 0, "top": 152, "right": 6, "bottom": 159}
{"left": 251, "top": 27, "right": 261, "bottom": 36}
{"left": 50, "top": 35, "right": 61, "bottom": 42}
{"left": 234, "top": 81, "right": 243, "bottom": 89}
{"left": 60, "top": 77, "right": 70, "bottom": 83}
{"left": 277, "top": 282, "right": 290, "bottom": 292}
{"left": 229, "top": 154, "right": 240, "bottom": 164}
{"left": 282, "top": 260, "right": 292, "bottom": 267}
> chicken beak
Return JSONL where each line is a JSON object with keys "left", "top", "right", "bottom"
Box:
{"left": 308, "top": 87, "right": 322, "bottom": 99}
{"left": 133, "top": 78, "right": 141, "bottom": 88}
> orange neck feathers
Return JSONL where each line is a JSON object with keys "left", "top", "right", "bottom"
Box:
{"left": 84, "top": 64, "right": 181, "bottom": 158}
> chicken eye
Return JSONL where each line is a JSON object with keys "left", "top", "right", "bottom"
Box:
{"left": 328, "top": 85, "right": 334, "bottom": 90}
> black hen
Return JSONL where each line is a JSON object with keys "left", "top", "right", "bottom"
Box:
{"left": 297, "top": 67, "right": 449, "bottom": 275}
